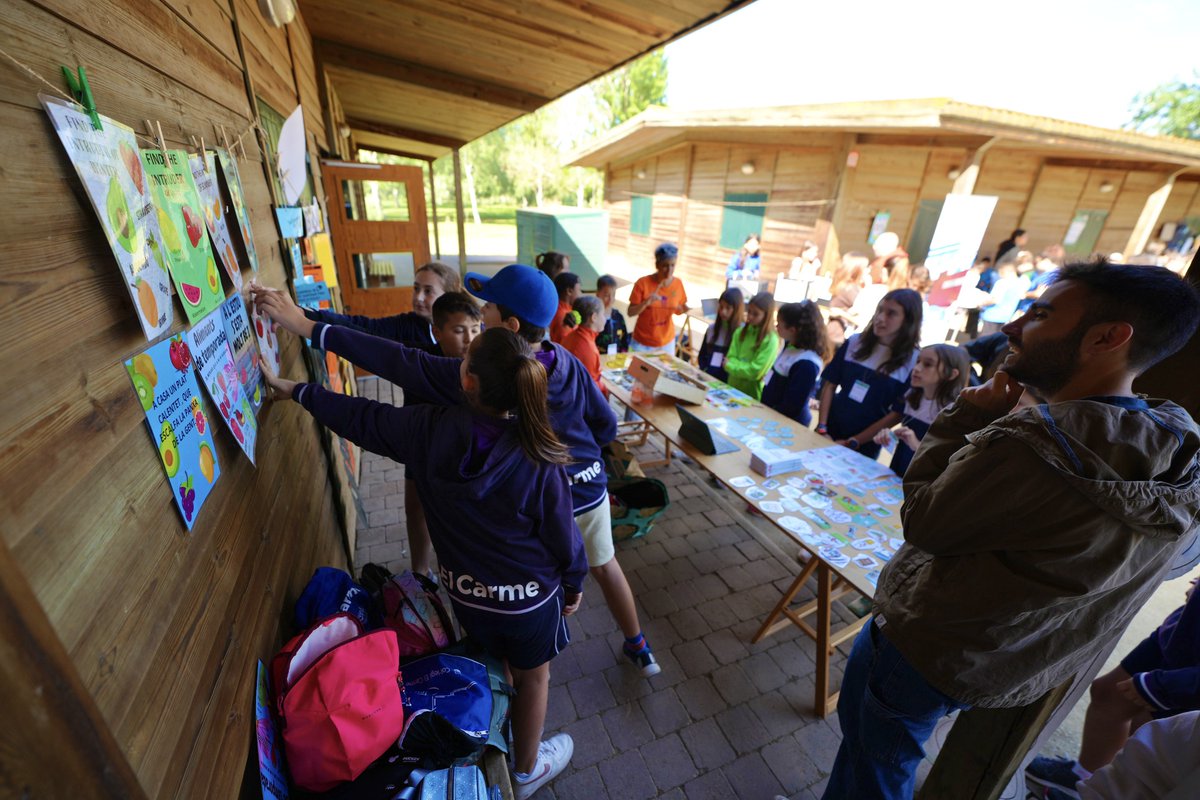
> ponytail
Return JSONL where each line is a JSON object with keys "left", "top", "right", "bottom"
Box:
{"left": 467, "top": 328, "right": 571, "bottom": 465}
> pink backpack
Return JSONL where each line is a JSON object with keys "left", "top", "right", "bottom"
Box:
{"left": 270, "top": 613, "right": 405, "bottom": 791}
{"left": 380, "top": 571, "right": 456, "bottom": 660}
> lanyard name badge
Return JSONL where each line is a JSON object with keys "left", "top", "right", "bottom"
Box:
{"left": 848, "top": 380, "right": 870, "bottom": 403}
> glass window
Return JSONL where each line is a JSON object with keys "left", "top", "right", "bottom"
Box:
{"left": 352, "top": 252, "right": 415, "bottom": 289}
{"left": 341, "top": 180, "right": 411, "bottom": 222}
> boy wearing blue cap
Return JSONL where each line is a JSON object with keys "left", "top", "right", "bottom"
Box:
{"left": 252, "top": 265, "right": 662, "bottom": 680}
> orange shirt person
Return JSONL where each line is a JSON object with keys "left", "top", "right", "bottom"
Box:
{"left": 549, "top": 272, "right": 581, "bottom": 344}
{"left": 561, "top": 295, "right": 606, "bottom": 394}
{"left": 627, "top": 243, "right": 689, "bottom": 353}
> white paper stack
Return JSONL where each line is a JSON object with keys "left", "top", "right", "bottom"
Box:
{"left": 750, "top": 447, "right": 807, "bottom": 478}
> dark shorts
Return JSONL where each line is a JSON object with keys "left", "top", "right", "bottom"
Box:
{"left": 450, "top": 589, "right": 570, "bottom": 670}
{"left": 1120, "top": 633, "right": 1166, "bottom": 676}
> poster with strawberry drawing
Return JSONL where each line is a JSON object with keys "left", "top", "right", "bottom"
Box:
{"left": 219, "top": 293, "right": 266, "bottom": 415}
{"left": 141, "top": 149, "right": 224, "bottom": 323}
{"left": 250, "top": 300, "right": 283, "bottom": 391}
{"left": 187, "top": 307, "right": 258, "bottom": 464}
{"left": 42, "top": 95, "right": 173, "bottom": 341}
{"left": 190, "top": 152, "right": 243, "bottom": 291}
{"left": 125, "top": 334, "right": 220, "bottom": 530}
{"left": 216, "top": 149, "right": 261, "bottom": 273}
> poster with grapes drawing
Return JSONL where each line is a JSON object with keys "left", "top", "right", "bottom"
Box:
{"left": 42, "top": 95, "right": 172, "bottom": 340}
{"left": 125, "top": 334, "right": 220, "bottom": 530}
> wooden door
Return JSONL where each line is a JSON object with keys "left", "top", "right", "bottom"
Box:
{"left": 321, "top": 161, "right": 431, "bottom": 316}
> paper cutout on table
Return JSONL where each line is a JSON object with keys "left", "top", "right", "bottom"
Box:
{"left": 865, "top": 570, "right": 881, "bottom": 587}
{"left": 187, "top": 307, "right": 258, "bottom": 464}
{"left": 793, "top": 446, "right": 895, "bottom": 484}
{"left": 778, "top": 516, "right": 813, "bottom": 536}
{"left": 125, "top": 335, "right": 220, "bottom": 529}
{"left": 866, "top": 503, "right": 893, "bottom": 518}
{"left": 888, "top": 537, "right": 905, "bottom": 551}
{"left": 800, "top": 507, "right": 831, "bottom": 529}
{"left": 256, "top": 661, "right": 289, "bottom": 800}
{"left": 759, "top": 500, "right": 784, "bottom": 514}
{"left": 778, "top": 485, "right": 802, "bottom": 499}
{"left": 729, "top": 475, "right": 757, "bottom": 488}
{"left": 277, "top": 105, "right": 307, "bottom": 205}
{"left": 825, "top": 509, "right": 853, "bottom": 525}
{"left": 293, "top": 278, "right": 331, "bottom": 309}
{"left": 802, "top": 492, "right": 831, "bottom": 509}
{"left": 874, "top": 489, "right": 905, "bottom": 506}
{"left": 191, "top": 152, "right": 243, "bottom": 290}
{"left": 737, "top": 416, "right": 750, "bottom": 423}
{"left": 746, "top": 487, "right": 769, "bottom": 501}
{"left": 819, "top": 546, "right": 850, "bottom": 568}
{"left": 815, "top": 533, "right": 842, "bottom": 548}
{"left": 220, "top": 293, "right": 265, "bottom": 414}
{"left": 852, "top": 514, "right": 877, "bottom": 527}
{"left": 763, "top": 421, "right": 778, "bottom": 430}
{"left": 761, "top": 479, "right": 781, "bottom": 490}
{"left": 787, "top": 476, "right": 808, "bottom": 489}
{"left": 851, "top": 537, "right": 880, "bottom": 551}
{"left": 216, "top": 150, "right": 260, "bottom": 272}
{"left": 706, "top": 385, "right": 755, "bottom": 412}
{"left": 780, "top": 427, "right": 794, "bottom": 436}
{"left": 853, "top": 554, "right": 880, "bottom": 570}
{"left": 42, "top": 96, "right": 173, "bottom": 340}
{"left": 275, "top": 206, "right": 304, "bottom": 238}
{"left": 814, "top": 486, "right": 837, "bottom": 498}
{"left": 874, "top": 549, "right": 894, "bottom": 563}
{"left": 746, "top": 418, "right": 762, "bottom": 428}
{"left": 779, "top": 439, "right": 794, "bottom": 447}
{"left": 836, "top": 496, "right": 865, "bottom": 513}
{"left": 781, "top": 499, "right": 802, "bottom": 512}
{"left": 141, "top": 149, "right": 224, "bottom": 322}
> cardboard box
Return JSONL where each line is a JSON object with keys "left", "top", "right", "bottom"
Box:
{"left": 627, "top": 355, "right": 707, "bottom": 405}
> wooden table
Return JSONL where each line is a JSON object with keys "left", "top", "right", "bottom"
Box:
{"left": 602, "top": 353, "right": 901, "bottom": 717}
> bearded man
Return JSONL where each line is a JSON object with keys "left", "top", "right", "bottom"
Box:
{"left": 823, "top": 262, "right": 1200, "bottom": 799}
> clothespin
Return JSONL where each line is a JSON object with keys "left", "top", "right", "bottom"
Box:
{"left": 199, "top": 136, "right": 208, "bottom": 172}
{"left": 155, "top": 120, "right": 168, "bottom": 158}
{"left": 220, "top": 124, "right": 231, "bottom": 155}
{"left": 61, "top": 65, "right": 101, "bottom": 130}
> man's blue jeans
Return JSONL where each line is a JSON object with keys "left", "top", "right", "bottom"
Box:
{"left": 822, "top": 620, "right": 969, "bottom": 799}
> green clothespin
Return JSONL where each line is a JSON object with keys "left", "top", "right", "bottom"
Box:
{"left": 61, "top": 65, "right": 102, "bottom": 131}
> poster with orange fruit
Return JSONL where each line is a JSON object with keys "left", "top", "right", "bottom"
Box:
{"left": 42, "top": 95, "right": 173, "bottom": 341}
{"left": 187, "top": 307, "right": 257, "bottom": 464}
{"left": 141, "top": 149, "right": 225, "bottom": 324}
{"left": 190, "top": 152, "right": 243, "bottom": 291}
{"left": 216, "top": 149, "right": 261, "bottom": 273}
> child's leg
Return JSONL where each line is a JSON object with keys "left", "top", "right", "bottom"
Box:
{"left": 403, "top": 479, "right": 433, "bottom": 576}
{"left": 510, "top": 660, "right": 550, "bottom": 774}
{"left": 1079, "top": 666, "right": 1142, "bottom": 772}
{"left": 592, "top": 559, "right": 639, "bottom": 637}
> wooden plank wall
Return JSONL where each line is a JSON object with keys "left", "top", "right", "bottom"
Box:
{"left": 0, "top": 0, "right": 347, "bottom": 796}
{"left": 974, "top": 150, "right": 1043, "bottom": 255}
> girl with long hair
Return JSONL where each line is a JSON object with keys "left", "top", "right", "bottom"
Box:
{"left": 697, "top": 287, "right": 745, "bottom": 382}
{"left": 724, "top": 291, "right": 781, "bottom": 400}
{"left": 762, "top": 300, "right": 828, "bottom": 426}
{"left": 874, "top": 343, "right": 969, "bottom": 475}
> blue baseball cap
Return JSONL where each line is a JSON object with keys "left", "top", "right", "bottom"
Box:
{"left": 464, "top": 264, "right": 558, "bottom": 328}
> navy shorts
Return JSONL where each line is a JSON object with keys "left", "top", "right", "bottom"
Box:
{"left": 1120, "top": 633, "right": 1166, "bottom": 676}
{"left": 450, "top": 588, "right": 571, "bottom": 670}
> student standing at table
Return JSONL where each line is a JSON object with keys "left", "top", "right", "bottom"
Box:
{"left": 817, "top": 289, "right": 923, "bottom": 458}
{"left": 561, "top": 295, "right": 606, "bottom": 394}
{"left": 628, "top": 243, "right": 689, "bottom": 354}
{"left": 724, "top": 291, "right": 780, "bottom": 401}
{"left": 762, "top": 300, "right": 828, "bottom": 426}
{"left": 593, "top": 275, "right": 629, "bottom": 355}
{"left": 549, "top": 272, "right": 581, "bottom": 344}
{"left": 874, "top": 343, "right": 969, "bottom": 475}
{"left": 697, "top": 287, "right": 744, "bottom": 382}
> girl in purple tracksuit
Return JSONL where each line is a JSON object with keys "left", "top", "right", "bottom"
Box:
{"left": 263, "top": 327, "right": 583, "bottom": 797}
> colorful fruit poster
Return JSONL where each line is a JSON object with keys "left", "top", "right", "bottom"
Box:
{"left": 141, "top": 149, "right": 224, "bottom": 323}
{"left": 220, "top": 293, "right": 266, "bottom": 415}
{"left": 187, "top": 307, "right": 258, "bottom": 464}
{"left": 216, "top": 149, "right": 261, "bottom": 273}
{"left": 255, "top": 661, "right": 289, "bottom": 800}
{"left": 42, "top": 96, "right": 173, "bottom": 340}
{"left": 125, "top": 334, "right": 220, "bottom": 530}
{"left": 191, "top": 152, "right": 243, "bottom": 291}
{"left": 250, "top": 300, "right": 283, "bottom": 382}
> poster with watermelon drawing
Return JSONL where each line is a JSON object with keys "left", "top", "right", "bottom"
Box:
{"left": 125, "top": 334, "right": 219, "bottom": 531}
{"left": 42, "top": 95, "right": 173, "bottom": 341}
{"left": 216, "top": 149, "right": 261, "bottom": 273}
{"left": 141, "top": 149, "right": 224, "bottom": 323}
{"left": 220, "top": 293, "right": 266, "bottom": 415}
{"left": 191, "top": 152, "right": 243, "bottom": 291}
{"left": 188, "top": 307, "right": 258, "bottom": 464}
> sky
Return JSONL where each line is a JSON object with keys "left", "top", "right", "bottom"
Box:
{"left": 664, "top": 0, "right": 1199, "bottom": 130}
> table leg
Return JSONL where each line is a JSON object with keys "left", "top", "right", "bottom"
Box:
{"left": 814, "top": 562, "right": 834, "bottom": 718}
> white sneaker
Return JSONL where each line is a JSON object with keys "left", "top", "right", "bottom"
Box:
{"left": 513, "top": 733, "right": 574, "bottom": 799}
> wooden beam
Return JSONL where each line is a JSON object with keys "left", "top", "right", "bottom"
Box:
{"left": 1125, "top": 170, "right": 1191, "bottom": 258}
{"left": 317, "top": 39, "right": 550, "bottom": 112}
{"left": 0, "top": 536, "right": 146, "bottom": 798}
{"left": 951, "top": 137, "right": 1001, "bottom": 195}
{"left": 355, "top": 144, "right": 437, "bottom": 163}
{"left": 429, "top": 161, "right": 442, "bottom": 260}
{"left": 346, "top": 117, "right": 466, "bottom": 150}
{"left": 453, "top": 148, "right": 468, "bottom": 271}
{"left": 824, "top": 133, "right": 859, "bottom": 272}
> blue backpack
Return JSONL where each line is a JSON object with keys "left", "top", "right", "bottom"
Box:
{"left": 294, "top": 567, "right": 376, "bottom": 631}
{"left": 399, "top": 654, "right": 492, "bottom": 751}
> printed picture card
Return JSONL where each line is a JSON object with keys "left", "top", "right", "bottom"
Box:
{"left": 188, "top": 307, "right": 258, "bottom": 463}
{"left": 191, "top": 152, "right": 243, "bottom": 290}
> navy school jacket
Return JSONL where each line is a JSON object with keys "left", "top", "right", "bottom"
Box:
{"left": 305, "top": 307, "right": 434, "bottom": 348}
{"left": 294, "top": 383, "right": 587, "bottom": 613}
{"left": 1133, "top": 585, "right": 1200, "bottom": 713}
{"left": 312, "top": 322, "right": 618, "bottom": 514}
{"left": 821, "top": 333, "right": 917, "bottom": 457}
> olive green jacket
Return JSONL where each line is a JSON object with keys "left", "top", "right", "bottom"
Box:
{"left": 875, "top": 395, "right": 1200, "bottom": 708}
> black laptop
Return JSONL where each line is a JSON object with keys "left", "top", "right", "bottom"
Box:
{"left": 677, "top": 405, "right": 740, "bottom": 456}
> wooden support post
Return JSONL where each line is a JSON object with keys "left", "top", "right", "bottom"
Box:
{"left": 918, "top": 680, "right": 1072, "bottom": 800}
{"left": 1124, "top": 168, "right": 1190, "bottom": 258}
{"left": 951, "top": 137, "right": 999, "bottom": 196}
{"left": 814, "top": 562, "right": 834, "bottom": 716}
{"left": 824, "top": 134, "right": 858, "bottom": 273}
{"left": 428, "top": 160, "right": 442, "bottom": 260}
{"left": 452, "top": 148, "right": 468, "bottom": 273}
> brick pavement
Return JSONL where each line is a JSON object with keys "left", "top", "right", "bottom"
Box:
{"left": 352, "top": 376, "right": 858, "bottom": 799}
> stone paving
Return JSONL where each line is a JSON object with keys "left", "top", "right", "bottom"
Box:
{"left": 352, "top": 376, "right": 859, "bottom": 799}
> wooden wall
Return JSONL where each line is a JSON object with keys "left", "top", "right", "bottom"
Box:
{"left": 601, "top": 136, "right": 1198, "bottom": 298}
{"left": 0, "top": 0, "right": 347, "bottom": 796}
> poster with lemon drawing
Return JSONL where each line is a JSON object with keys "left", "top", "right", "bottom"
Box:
{"left": 187, "top": 307, "right": 257, "bottom": 464}
{"left": 125, "top": 334, "right": 220, "bottom": 530}
{"left": 141, "top": 149, "right": 224, "bottom": 323}
{"left": 42, "top": 96, "right": 173, "bottom": 341}
{"left": 191, "top": 152, "right": 243, "bottom": 291}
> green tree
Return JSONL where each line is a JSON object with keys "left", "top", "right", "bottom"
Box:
{"left": 590, "top": 49, "right": 669, "bottom": 131}
{"left": 1128, "top": 73, "right": 1200, "bottom": 139}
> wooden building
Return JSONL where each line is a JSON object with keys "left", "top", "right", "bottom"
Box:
{"left": 569, "top": 99, "right": 1200, "bottom": 295}
{"left": 0, "top": 1, "right": 753, "bottom": 796}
